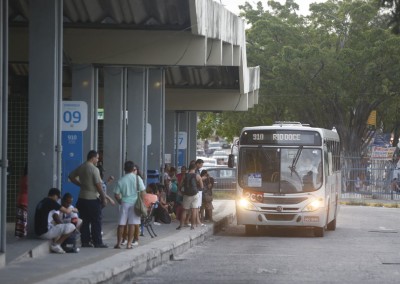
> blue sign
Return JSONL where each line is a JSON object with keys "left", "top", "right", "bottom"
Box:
{"left": 62, "top": 131, "right": 83, "bottom": 206}
{"left": 178, "top": 149, "right": 185, "bottom": 167}
{"left": 373, "top": 133, "right": 391, "bottom": 146}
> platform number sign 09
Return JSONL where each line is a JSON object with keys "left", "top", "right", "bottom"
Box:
{"left": 64, "top": 110, "right": 81, "bottom": 124}
{"left": 62, "top": 101, "right": 88, "bottom": 131}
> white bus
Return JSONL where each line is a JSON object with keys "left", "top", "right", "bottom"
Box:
{"left": 230, "top": 122, "right": 341, "bottom": 237}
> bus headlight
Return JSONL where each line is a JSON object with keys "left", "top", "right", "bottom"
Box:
{"left": 238, "top": 198, "right": 257, "bottom": 210}
{"left": 303, "top": 198, "right": 324, "bottom": 212}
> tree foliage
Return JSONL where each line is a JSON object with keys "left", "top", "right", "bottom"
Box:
{"left": 200, "top": 0, "right": 400, "bottom": 157}
{"left": 380, "top": 0, "right": 400, "bottom": 34}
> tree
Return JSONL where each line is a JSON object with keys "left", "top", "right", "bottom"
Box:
{"left": 199, "top": 0, "right": 400, "bottom": 161}
{"left": 380, "top": 0, "right": 400, "bottom": 34}
{"left": 212, "top": 0, "right": 400, "bottom": 159}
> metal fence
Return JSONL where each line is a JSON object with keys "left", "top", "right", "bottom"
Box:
{"left": 212, "top": 156, "right": 400, "bottom": 201}
{"left": 341, "top": 156, "right": 400, "bottom": 201}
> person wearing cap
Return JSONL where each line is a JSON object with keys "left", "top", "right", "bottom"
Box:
{"left": 34, "top": 188, "right": 77, "bottom": 254}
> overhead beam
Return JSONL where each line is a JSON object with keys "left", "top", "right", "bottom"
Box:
{"left": 165, "top": 88, "right": 249, "bottom": 111}
{"left": 9, "top": 27, "right": 242, "bottom": 67}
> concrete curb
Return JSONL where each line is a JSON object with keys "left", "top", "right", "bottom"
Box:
{"left": 9, "top": 240, "right": 50, "bottom": 265}
{"left": 37, "top": 212, "right": 235, "bottom": 284}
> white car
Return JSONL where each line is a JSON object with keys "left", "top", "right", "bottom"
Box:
{"left": 206, "top": 142, "right": 223, "bottom": 155}
{"left": 212, "top": 150, "right": 229, "bottom": 165}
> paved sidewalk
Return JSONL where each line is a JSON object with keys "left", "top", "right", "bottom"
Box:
{"left": 0, "top": 200, "right": 236, "bottom": 284}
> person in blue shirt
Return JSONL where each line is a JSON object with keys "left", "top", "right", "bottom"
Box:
{"left": 113, "top": 161, "right": 145, "bottom": 249}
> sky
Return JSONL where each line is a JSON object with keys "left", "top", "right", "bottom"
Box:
{"left": 220, "top": 0, "right": 326, "bottom": 16}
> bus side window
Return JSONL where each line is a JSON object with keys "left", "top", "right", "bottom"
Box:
{"left": 324, "top": 151, "right": 331, "bottom": 176}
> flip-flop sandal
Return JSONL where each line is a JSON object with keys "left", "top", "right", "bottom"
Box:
{"left": 126, "top": 246, "right": 133, "bottom": 249}
{"left": 114, "top": 245, "right": 121, "bottom": 249}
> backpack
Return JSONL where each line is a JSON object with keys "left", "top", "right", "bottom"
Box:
{"left": 184, "top": 173, "right": 198, "bottom": 196}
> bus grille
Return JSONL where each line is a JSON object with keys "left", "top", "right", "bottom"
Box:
{"left": 263, "top": 197, "right": 308, "bottom": 204}
{"left": 264, "top": 214, "right": 296, "bottom": 221}
{"left": 260, "top": 207, "right": 299, "bottom": 211}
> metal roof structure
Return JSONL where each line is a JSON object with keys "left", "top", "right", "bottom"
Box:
{"left": 8, "top": 0, "right": 260, "bottom": 111}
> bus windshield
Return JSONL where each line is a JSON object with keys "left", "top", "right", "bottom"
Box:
{"left": 238, "top": 147, "right": 323, "bottom": 193}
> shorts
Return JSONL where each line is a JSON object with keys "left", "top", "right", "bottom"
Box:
{"left": 182, "top": 194, "right": 199, "bottom": 210}
{"left": 118, "top": 202, "right": 140, "bottom": 225}
{"left": 40, "top": 223, "right": 75, "bottom": 240}
{"left": 197, "top": 191, "right": 202, "bottom": 208}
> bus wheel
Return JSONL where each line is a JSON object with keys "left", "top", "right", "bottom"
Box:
{"left": 314, "top": 227, "right": 324, "bottom": 237}
{"left": 245, "top": 225, "right": 258, "bottom": 236}
{"left": 327, "top": 218, "right": 337, "bottom": 231}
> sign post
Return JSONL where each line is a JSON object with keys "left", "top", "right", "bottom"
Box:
{"left": 175, "top": 131, "right": 187, "bottom": 168}
{"left": 61, "top": 101, "right": 87, "bottom": 205}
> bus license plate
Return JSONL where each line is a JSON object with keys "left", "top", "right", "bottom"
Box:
{"left": 304, "top": 216, "right": 319, "bottom": 222}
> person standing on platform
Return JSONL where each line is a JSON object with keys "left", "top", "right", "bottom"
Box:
{"left": 68, "top": 150, "right": 108, "bottom": 248}
{"left": 113, "top": 161, "right": 145, "bottom": 249}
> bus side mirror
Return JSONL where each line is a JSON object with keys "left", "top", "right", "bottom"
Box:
{"left": 228, "top": 154, "right": 235, "bottom": 168}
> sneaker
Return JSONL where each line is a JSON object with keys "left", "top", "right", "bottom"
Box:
{"left": 120, "top": 240, "right": 127, "bottom": 246}
{"left": 51, "top": 243, "right": 65, "bottom": 254}
{"left": 132, "top": 241, "right": 139, "bottom": 246}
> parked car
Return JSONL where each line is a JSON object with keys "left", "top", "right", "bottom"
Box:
{"left": 206, "top": 142, "right": 223, "bottom": 155}
{"left": 211, "top": 150, "right": 229, "bottom": 165}
{"left": 196, "top": 149, "right": 205, "bottom": 156}
{"left": 204, "top": 167, "right": 237, "bottom": 190}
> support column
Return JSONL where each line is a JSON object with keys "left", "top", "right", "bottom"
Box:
{"left": 176, "top": 111, "right": 187, "bottom": 169}
{"left": 102, "top": 67, "right": 125, "bottom": 221}
{"left": 103, "top": 67, "right": 124, "bottom": 179}
{"left": 187, "top": 112, "right": 197, "bottom": 163}
{"left": 71, "top": 64, "right": 97, "bottom": 155}
{"left": 147, "top": 68, "right": 165, "bottom": 175}
{"left": 165, "top": 110, "right": 175, "bottom": 166}
{"left": 177, "top": 112, "right": 189, "bottom": 168}
{"left": 126, "top": 68, "right": 148, "bottom": 174}
{"left": 27, "top": 0, "right": 63, "bottom": 235}
{"left": 0, "top": 0, "right": 9, "bottom": 258}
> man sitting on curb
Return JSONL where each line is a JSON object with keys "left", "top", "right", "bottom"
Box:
{"left": 34, "top": 188, "right": 77, "bottom": 254}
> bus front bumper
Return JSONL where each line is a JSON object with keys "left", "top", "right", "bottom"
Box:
{"left": 236, "top": 204, "right": 326, "bottom": 228}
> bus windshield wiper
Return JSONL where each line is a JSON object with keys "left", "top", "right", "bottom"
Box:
{"left": 289, "top": 146, "right": 303, "bottom": 176}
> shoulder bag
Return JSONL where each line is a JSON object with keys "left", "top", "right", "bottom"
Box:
{"left": 134, "top": 174, "right": 148, "bottom": 217}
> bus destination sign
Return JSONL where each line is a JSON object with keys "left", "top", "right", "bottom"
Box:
{"left": 240, "top": 130, "right": 322, "bottom": 146}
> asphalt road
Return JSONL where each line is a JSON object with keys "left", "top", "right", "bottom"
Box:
{"left": 131, "top": 206, "right": 400, "bottom": 283}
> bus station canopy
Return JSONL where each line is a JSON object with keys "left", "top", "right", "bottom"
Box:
{"left": 8, "top": 0, "right": 260, "bottom": 111}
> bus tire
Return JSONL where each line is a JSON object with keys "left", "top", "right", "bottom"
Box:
{"left": 314, "top": 227, "right": 324, "bottom": 237}
{"left": 245, "top": 225, "right": 257, "bottom": 236}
